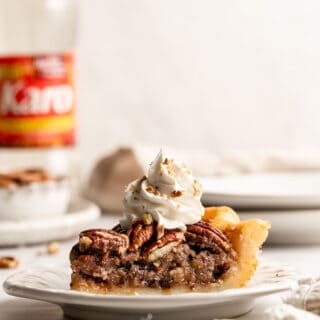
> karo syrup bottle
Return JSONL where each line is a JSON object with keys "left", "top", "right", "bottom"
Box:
{"left": 0, "top": 0, "right": 79, "bottom": 178}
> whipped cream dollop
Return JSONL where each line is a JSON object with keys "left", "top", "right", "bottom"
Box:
{"left": 121, "top": 150, "right": 204, "bottom": 231}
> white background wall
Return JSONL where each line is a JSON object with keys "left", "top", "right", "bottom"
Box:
{"left": 1, "top": 0, "right": 320, "bottom": 167}
{"left": 76, "top": 1, "right": 320, "bottom": 164}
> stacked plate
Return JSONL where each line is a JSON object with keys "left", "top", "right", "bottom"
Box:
{"left": 0, "top": 198, "right": 100, "bottom": 246}
{"left": 201, "top": 172, "right": 320, "bottom": 244}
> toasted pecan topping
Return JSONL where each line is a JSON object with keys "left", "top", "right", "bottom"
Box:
{"left": 145, "top": 185, "right": 160, "bottom": 196}
{"left": 79, "top": 229, "right": 129, "bottom": 253}
{"left": 186, "top": 220, "right": 231, "bottom": 252}
{"left": 73, "top": 217, "right": 234, "bottom": 276}
{"left": 170, "top": 190, "right": 183, "bottom": 197}
{"left": 127, "top": 221, "right": 154, "bottom": 251}
{"left": 146, "top": 185, "right": 154, "bottom": 193}
{"left": 143, "top": 230, "right": 185, "bottom": 262}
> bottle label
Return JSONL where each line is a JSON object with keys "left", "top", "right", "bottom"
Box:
{"left": 0, "top": 53, "right": 75, "bottom": 147}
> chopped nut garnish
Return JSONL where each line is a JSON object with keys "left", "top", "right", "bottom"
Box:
{"left": 47, "top": 242, "right": 59, "bottom": 255}
{"left": 163, "top": 158, "right": 169, "bottom": 165}
{"left": 141, "top": 213, "right": 153, "bottom": 225}
{"left": 193, "top": 180, "right": 201, "bottom": 197}
{"left": 140, "top": 176, "right": 147, "bottom": 182}
{"left": 157, "top": 224, "right": 165, "bottom": 239}
{"left": 171, "top": 190, "right": 183, "bottom": 197}
{"left": 0, "top": 256, "right": 19, "bottom": 269}
{"left": 146, "top": 185, "right": 154, "bottom": 193}
{"left": 79, "top": 236, "right": 93, "bottom": 252}
{"left": 145, "top": 185, "right": 160, "bottom": 196}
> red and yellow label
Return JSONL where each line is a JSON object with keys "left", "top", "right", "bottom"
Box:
{"left": 0, "top": 53, "right": 75, "bottom": 147}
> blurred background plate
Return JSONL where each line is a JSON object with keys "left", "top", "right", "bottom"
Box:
{"left": 239, "top": 209, "right": 320, "bottom": 245}
{"left": 0, "top": 198, "right": 100, "bottom": 247}
{"left": 201, "top": 172, "right": 320, "bottom": 209}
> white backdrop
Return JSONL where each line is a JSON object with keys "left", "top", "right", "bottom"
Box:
{"left": 77, "top": 0, "right": 320, "bottom": 167}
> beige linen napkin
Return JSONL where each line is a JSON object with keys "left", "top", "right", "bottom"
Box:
{"left": 218, "top": 276, "right": 320, "bottom": 319}
{"left": 83, "top": 148, "right": 144, "bottom": 212}
{"left": 258, "top": 275, "right": 320, "bottom": 319}
{"left": 265, "top": 304, "right": 320, "bottom": 320}
{"left": 83, "top": 146, "right": 320, "bottom": 212}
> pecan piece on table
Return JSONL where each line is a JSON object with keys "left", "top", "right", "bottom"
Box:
{"left": 0, "top": 177, "right": 15, "bottom": 189}
{"left": 0, "top": 256, "right": 19, "bottom": 269}
{"left": 79, "top": 229, "right": 129, "bottom": 254}
{"left": 185, "top": 220, "right": 231, "bottom": 253}
{"left": 143, "top": 230, "right": 185, "bottom": 262}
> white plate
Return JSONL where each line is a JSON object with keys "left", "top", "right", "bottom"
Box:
{"left": 3, "top": 262, "right": 297, "bottom": 320}
{"left": 201, "top": 172, "right": 320, "bottom": 209}
{"left": 240, "top": 209, "right": 320, "bottom": 245}
{"left": 0, "top": 198, "right": 100, "bottom": 246}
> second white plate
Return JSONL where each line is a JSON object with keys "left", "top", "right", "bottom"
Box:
{"left": 201, "top": 172, "right": 320, "bottom": 209}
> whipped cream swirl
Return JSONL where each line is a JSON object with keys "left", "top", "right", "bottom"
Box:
{"left": 121, "top": 150, "right": 204, "bottom": 231}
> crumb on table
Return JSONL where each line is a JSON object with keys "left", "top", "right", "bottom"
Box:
{"left": 47, "top": 242, "right": 59, "bottom": 255}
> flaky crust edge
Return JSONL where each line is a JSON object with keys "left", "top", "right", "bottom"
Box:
{"left": 203, "top": 206, "right": 270, "bottom": 289}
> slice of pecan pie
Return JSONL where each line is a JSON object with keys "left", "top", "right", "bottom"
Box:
{"left": 70, "top": 206, "right": 269, "bottom": 293}
{"left": 70, "top": 151, "right": 269, "bottom": 293}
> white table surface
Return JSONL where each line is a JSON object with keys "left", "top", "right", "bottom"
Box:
{"left": 0, "top": 216, "right": 319, "bottom": 320}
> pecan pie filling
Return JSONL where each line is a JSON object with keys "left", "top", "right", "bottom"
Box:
{"left": 70, "top": 215, "right": 237, "bottom": 292}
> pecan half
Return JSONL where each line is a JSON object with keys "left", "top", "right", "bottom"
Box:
{"left": 79, "top": 229, "right": 129, "bottom": 254}
{"left": 126, "top": 220, "right": 154, "bottom": 251}
{"left": 186, "top": 220, "right": 231, "bottom": 253}
{"left": 143, "top": 230, "right": 185, "bottom": 262}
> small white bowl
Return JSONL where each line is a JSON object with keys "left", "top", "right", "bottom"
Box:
{"left": 0, "top": 178, "right": 71, "bottom": 221}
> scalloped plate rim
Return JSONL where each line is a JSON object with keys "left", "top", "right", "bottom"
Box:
{"left": 3, "top": 261, "right": 298, "bottom": 308}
